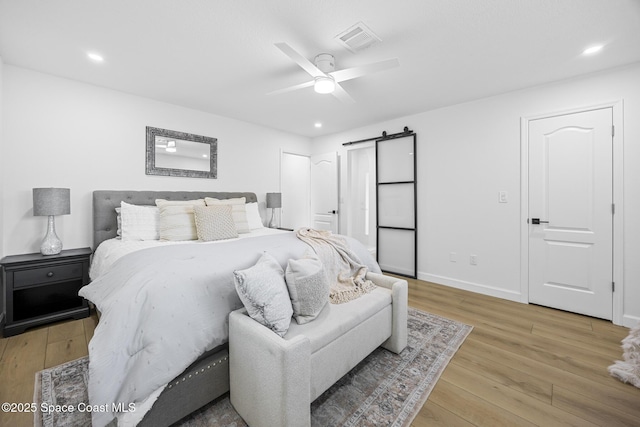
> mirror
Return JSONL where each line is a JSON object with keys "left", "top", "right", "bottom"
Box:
{"left": 146, "top": 126, "right": 217, "bottom": 179}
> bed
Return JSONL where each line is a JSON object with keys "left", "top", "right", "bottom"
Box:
{"left": 82, "top": 190, "right": 381, "bottom": 427}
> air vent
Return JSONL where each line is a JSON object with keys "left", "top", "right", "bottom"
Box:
{"left": 334, "top": 22, "right": 381, "bottom": 53}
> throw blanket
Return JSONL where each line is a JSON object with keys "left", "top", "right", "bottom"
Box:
{"left": 296, "top": 228, "right": 377, "bottom": 304}
{"left": 609, "top": 322, "right": 640, "bottom": 388}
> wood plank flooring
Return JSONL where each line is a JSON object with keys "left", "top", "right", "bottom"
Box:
{"left": 0, "top": 314, "right": 97, "bottom": 427}
{"left": 0, "top": 279, "right": 638, "bottom": 427}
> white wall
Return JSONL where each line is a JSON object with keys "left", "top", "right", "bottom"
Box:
{"left": 1, "top": 66, "right": 311, "bottom": 255}
{"left": 312, "top": 62, "right": 640, "bottom": 327}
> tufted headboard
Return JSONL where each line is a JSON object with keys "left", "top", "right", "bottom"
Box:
{"left": 92, "top": 190, "right": 258, "bottom": 249}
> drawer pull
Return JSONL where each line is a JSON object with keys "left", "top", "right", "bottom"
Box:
{"left": 47, "top": 272, "right": 54, "bottom": 277}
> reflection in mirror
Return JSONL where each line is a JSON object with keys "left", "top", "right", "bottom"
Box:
{"left": 154, "top": 137, "right": 211, "bottom": 172}
{"left": 146, "top": 127, "right": 217, "bottom": 179}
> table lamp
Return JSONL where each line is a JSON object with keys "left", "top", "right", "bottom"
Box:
{"left": 266, "top": 192, "right": 282, "bottom": 229}
{"left": 33, "top": 188, "right": 70, "bottom": 255}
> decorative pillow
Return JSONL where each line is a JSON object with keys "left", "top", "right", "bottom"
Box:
{"left": 193, "top": 205, "right": 239, "bottom": 241}
{"left": 245, "top": 202, "right": 264, "bottom": 229}
{"left": 157, "top": 205, "right": 199, "bottom": 241}
{"left": 120, "top": 202, "right": 160, "bottom": 241}
{"left": 233, "top": 252, "right": 293, "bottom": 337}
{"left": 155, "top": 199, "right": 206, "bottom": 241}
{"left": 204, "top": 197, "right": 250, "bottom": 233}
{"left": 285, "top": 254, "right": 329, "bottom": 324}
{"left": 115, "top": 207, "right": 122, "bottom": 238}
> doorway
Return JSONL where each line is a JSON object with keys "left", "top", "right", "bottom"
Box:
{"left": 280, "top": 151, "right": 310, "bottom": 230}
{"left": 346, "top": 145, "right": 377, "bottom": 254}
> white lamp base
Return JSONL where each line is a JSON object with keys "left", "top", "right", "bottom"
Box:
{"left": 269, "top": 208, "right": 278, "bottom": 229}
{"left": 41, "top": 215, "right": 63, "bottom": 255}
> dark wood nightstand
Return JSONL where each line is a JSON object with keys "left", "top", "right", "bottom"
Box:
{"left": 1, "top": 247, "right": 92, "bottom": 337}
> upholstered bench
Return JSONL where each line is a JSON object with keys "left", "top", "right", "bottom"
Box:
{"left": 229, "top": 272, "right": 408, "bottom": 427}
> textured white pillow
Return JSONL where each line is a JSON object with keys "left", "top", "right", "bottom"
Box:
{"left": 285, "top": 254, "right": 329, "bottom": 324}
{"left": 120, "top": 202, "right": 160, "bottom": 241}
{"left": 245, "top": 202, "right": 264, "bottom": 229}
{"left": 234, "top": 252, "right": 293, "bottom": 337}
{"left": 193, "top": 205, "right": 239, "bottom": 241}
{"left": 204, "top": 197, "right": 250, "bottom": 233}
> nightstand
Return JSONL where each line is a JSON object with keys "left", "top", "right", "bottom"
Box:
{"left": 1, "top": 247, "right": 92, "bottom": 337}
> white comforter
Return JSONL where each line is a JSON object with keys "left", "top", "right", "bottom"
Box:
{"left": 79, "top": 231, "right": 380, "bottom": 427}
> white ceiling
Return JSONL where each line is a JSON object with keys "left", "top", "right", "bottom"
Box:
{"left": 1, "top": 0, "right": 639, "bottom": 138}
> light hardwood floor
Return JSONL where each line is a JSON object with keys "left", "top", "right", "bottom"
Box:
{"left": 1, "top": 279, "right": 638, "bottom": 427}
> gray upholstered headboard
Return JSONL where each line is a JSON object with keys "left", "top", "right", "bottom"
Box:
{"left": 93, "top": 190, "right": 258, "bottom": 249}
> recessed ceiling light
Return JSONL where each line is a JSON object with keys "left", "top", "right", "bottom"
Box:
{"left": 314, "top": 122, "right": 322, "bottom": 128}
{"left": 582, "top": 45, "right": 604, "bottom": 55}
{"left": 87, "top": 52, "right": 104, "bottom": 62}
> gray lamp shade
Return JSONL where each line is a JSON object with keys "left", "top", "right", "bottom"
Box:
{"left": 266, "top": 192, "right": 282, "bottom": 209}
{"left": 33, "top": 188, "right": 71, "bottom": 216}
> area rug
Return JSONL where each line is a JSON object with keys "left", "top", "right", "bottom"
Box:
{"left": 34, "top": 307, "right": 472, "bottom": 427}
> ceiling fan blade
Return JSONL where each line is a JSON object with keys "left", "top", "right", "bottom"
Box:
{"left": 331, "top": 83, "right": 356, "bottom": 104}
{"left": 266, "top": 79, "right": 315, "bottom": 96}
{"left": 274, "top": 42, "right": 326, "bottom": 78}
{"left": 330, "top": 58, "right": 399, "bottom": 83}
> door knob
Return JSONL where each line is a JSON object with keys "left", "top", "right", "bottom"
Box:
{"left": 531, "top": 218, "right": 549, "bottom": 224}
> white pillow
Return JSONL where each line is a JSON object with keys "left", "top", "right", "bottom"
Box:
{"left": 158, "top": 205, "right": 199, "bottom": 241}
{"left": 285, "top": 254, "right": 329, "bottom": 325}
{"left": 193, "top": 205, "right": 239, "bottom": 241}
{"left": 245, "top": 202, "right": 264, "bottom": 229}
{"left": 204, "top": 197, "right": 250, "bottom": 233}
{"left": 120, "top": 202, "right": 160, "bottom": 241}
{"left": 155, "top": 199, "right": 206, "bottom": 241}
{"left": 233, "top": 252, "right": 293, "bottom": 337}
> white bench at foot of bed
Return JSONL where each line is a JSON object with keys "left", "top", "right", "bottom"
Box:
{"left": 229, "top": 272, "right": 408, "bottom": 427}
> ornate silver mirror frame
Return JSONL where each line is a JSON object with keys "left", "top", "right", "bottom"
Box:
{"left": 145, "top": 126, "right": 218, "bottom": 179}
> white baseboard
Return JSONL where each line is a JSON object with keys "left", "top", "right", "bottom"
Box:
{"left": 418, "top": 272, "right": 523, "bottom": 303}
{"left": 622, "top": 314, "right": 640, "bottom": 328}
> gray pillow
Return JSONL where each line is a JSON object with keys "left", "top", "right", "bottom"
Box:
{"left": 234, "top": 253, "right": 293, "bottom": 336}
{"left": 285, "top": 254, "right": 329, "bottom": 325}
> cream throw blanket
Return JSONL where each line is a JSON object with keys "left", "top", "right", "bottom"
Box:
{"left": 296, "top": 228, "right": 376, "bottom": 304}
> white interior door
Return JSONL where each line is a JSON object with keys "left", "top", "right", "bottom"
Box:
{"left": 310, "top": 152, "right": 338, "bottom": 232}
{"left": 528, "top": 108, "right": 613, "bottom": 319}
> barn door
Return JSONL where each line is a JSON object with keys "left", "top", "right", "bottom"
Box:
{"left": 376, "top": 133, "right": 417, "bottom": 278}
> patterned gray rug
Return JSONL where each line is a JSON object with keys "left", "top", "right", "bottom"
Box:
{"left": 34, "top": 308, "right": 472, "bottom": 427}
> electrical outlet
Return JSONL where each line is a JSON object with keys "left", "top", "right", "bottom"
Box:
{"left": 499, "top": 191, "right": 508, "bottom": 203}
{"left": 470, "top": 254, "right": 478, "bottom": 265}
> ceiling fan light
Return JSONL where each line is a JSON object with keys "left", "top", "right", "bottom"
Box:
{"left": 314, "top": 76, "right": 335, "bottom": 94}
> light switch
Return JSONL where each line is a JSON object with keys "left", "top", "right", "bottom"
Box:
{"left": 498, "top": 191, "right": 508, "bottom": 203}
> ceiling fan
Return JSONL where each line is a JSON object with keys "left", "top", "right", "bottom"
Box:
{"left": 267, "top": 42, "right": 399, "bottom": 103}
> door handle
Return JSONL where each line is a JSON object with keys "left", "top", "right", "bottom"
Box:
{"left": 328, "top": 210, "right": 337, "bottom": 214}
{"left": 531, "top": 218, "right": 549, "bottom": 224}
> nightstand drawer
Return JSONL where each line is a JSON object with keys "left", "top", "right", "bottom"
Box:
{"left": 13, "top": 262, "right": 84, "bottom": 288}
